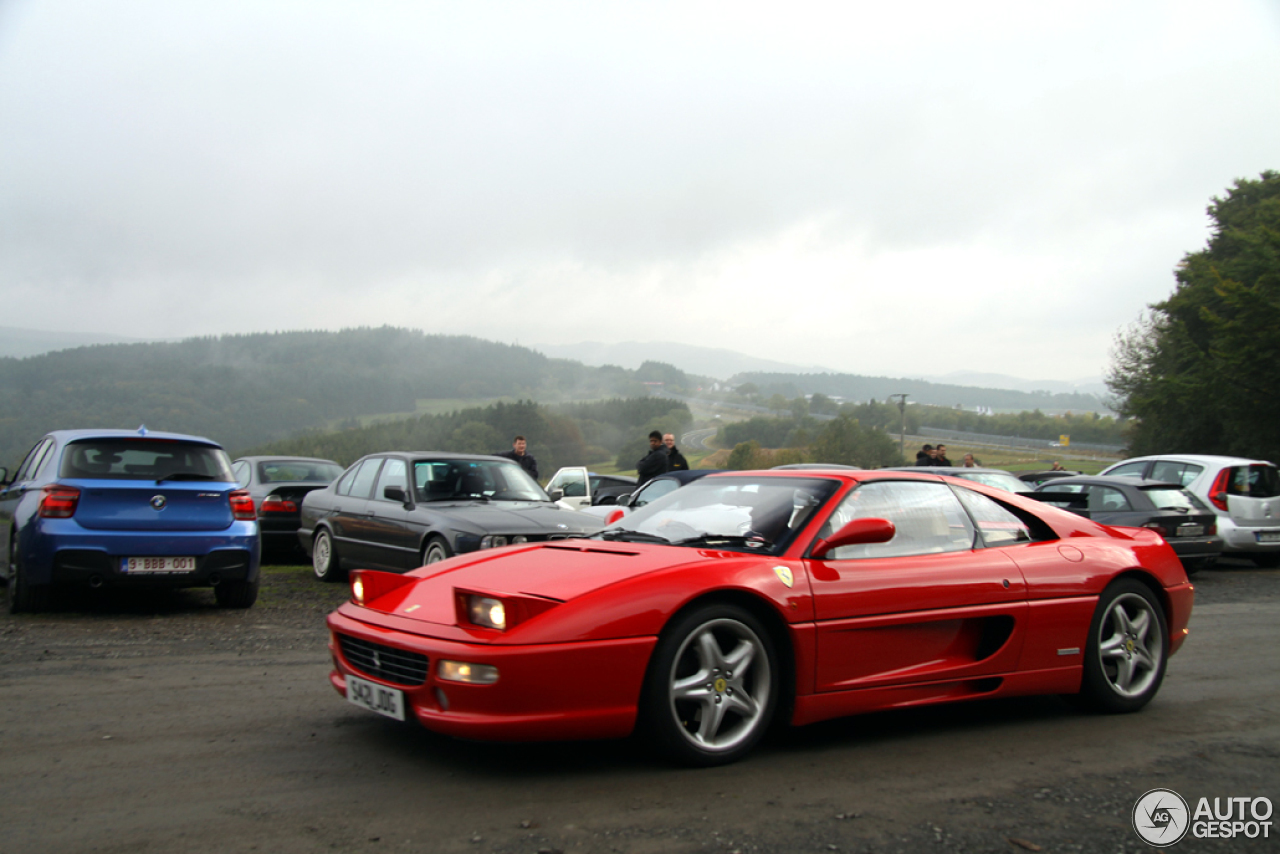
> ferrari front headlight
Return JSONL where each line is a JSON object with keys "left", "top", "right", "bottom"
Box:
{"left": 467, "top": 595, "right": 507, "bottom": 630}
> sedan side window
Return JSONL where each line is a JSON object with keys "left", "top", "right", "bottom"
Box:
{"left": 28, "top": 439, "right": 57, "bottom": 479}
{"left": 816, "top": 481, "right": 974, "bottom": 560}
{"left": 374, "top": 459, "right": 407, "bottom": 502}
{"left": 346, "top": 459, "right": 383, "bottom": 500}
{"left": 232, "top": 461, "right": 251, "bottom": 488}
{"left": 1090, "top": 486, "right": 1133, "bottom": 512}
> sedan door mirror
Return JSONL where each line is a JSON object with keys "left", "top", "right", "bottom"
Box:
{"left": 810, "top": 517, "right": 896, "bottom": 560}
{"left": 383, "top": 485, "right": 410, "bottom": 506}
{"left": 548, "top": 488, "right": 564, "bottom": 502}
{"left": 616, "top": 493, "right": 635, "bottom": 508}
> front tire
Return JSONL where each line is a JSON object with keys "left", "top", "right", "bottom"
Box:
{"left": 312, "top": 530, "right": 343, "bottom": 582}
{"left": 214, "top": 578, "right": 259, "bottom": 609}
{"left": 642, "top": 603, "right": 778, "bottom": 766}
{"left": 422, "top": 538, "right": 452, "bottom": 566}
{"left": 1078, "top": 579, "right": 1168, "bottom": 713}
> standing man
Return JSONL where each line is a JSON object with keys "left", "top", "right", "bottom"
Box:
{"left": 915, "top": 444, "right": 936, "bottom": 466}
{"left": 663, "top": 433, "right": 689, "bottom": 472}
{"left": 636, "top": 430, "right": 671, "bottom": 486}
{"left": 496, "top": 435, "right": 539, "bottom": 480}
{"left": 961, "top": 453, "right": 977, "bottom": 468}
{"left": 935, "top": 444, "right": 952, "bottom": 466}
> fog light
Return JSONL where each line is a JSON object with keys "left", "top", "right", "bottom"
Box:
{"left": 512, "top": 535, "right": 528, "bottom": 544}
{"left": 437, "top": 660, "right": 499, "bottom": 684}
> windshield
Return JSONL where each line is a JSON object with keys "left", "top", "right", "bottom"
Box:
{"left": 413, "top": 459, "right": 549, "bottom": 502}
{"left": 599, "top": 475, "right": 839, "bottom": 554}
{"left": 60, "top": 439, "right": 235, "bottom": 482}
{"left": 951, "top": 471, "right": 1028, "bottom": 493}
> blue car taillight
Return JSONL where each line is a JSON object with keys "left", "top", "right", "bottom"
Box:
{"left": 38, "top": 485, "right": 81, "bottom": 518}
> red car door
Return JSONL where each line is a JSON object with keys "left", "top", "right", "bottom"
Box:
{"left": 804, "top": 480, "right": 1029, "bottom": 694}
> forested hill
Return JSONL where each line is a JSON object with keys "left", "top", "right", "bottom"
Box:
{"left": 731, "top": 372, "right": 1108, "bottom": 413}
{"left": 0, "top": 327, "right": 653, "bottom": 466}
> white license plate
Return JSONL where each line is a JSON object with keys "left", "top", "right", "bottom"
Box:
{"left": 1258, "top": 532, "right": 1280, "bottom": 544}
{"left": 121, "top": 556, "right": 197, "bottom": 574}
{"left": 1176, "top": 526, "right": 1204, "bottom": 537}
{"left": 345, "top": 675, "right": 405, "bottom": 721}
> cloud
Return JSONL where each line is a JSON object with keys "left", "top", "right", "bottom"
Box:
{"left": 1, "top": 0, "right": 1277, "bottom": 380}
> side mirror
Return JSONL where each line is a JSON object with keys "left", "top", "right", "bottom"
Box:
{"left": 383, "top": 485, "right": 409, "bottom": 506}
{"left": 549, "top": 488, "right": 564, "bottom": 502}
{"left": 617, "top": 493, "right": 635, "bottom": 508}
{"left": 810, "top": 517, "right": 896, "bottom": 560}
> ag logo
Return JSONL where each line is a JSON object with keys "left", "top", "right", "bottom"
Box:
{"left": 1133, "top": 788, "right": 1190, "bottom": 846}
{"left": 772, "top": 566, "right": 793, "bottom": 588}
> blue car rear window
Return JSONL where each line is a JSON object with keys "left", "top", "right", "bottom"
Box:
{"left": 60, "top": 439, "right": 235, "bottom": 482}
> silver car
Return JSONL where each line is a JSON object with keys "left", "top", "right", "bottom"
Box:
{"left": 1098, "top": 454, "right": 1280, "bottom": 566}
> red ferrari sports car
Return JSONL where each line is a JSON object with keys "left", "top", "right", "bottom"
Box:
{"left": 326, "top": 469, "right": 1193, "bottom": 766}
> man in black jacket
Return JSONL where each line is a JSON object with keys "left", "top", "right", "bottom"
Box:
{"left": 495, "top": 435, "right": 539, "bottom": 480}
{"left": 663, "top": 433, "right": 689, "bottom": 471}
{"left": 636, "top": 431, "right": 670, "bottom": 485}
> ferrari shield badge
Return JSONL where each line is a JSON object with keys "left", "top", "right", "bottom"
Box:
{"left": 773, "top": 566, "right": 793, "bottom": 588}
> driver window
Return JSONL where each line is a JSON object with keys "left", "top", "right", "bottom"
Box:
{"left": 557, "top": 470, "right": 587, "bottom": 498}
{"left": 374, "top": 458, "right": 407, "bottom": 502}
{"left": 816, "top": 481, "right": 975, "bottom": 560}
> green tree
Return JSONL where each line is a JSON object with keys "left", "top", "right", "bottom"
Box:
{"left": 1108, "top": 171, "right": 1280, "bottom": 459}
{"left": 811, "top": 415, "right": 903, "bottom": 468}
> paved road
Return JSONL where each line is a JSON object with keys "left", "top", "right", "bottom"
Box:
{"left": 2, "top": 563, "right": 1278, "bottom": 853}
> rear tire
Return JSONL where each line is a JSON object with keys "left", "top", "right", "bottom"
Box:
{"left": 1078, "top": 579, "right": 1167, "bottom": 713}
{"left": 214, "top": 578, "right": 259, "bottom": 609}
{"left": 312, "top": 530, "right": 343, "bottom": 582}
{"left": 8, "top": 542, "right": 52, "bottom": 614}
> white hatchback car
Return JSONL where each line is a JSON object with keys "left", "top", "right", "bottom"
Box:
{"left": 1099, "top": 454, "right": 1280, "bottom": 566}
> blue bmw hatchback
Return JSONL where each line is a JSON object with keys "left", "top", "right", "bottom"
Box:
{"left": 0, "top": 427, "right": 261, "bottom": 612}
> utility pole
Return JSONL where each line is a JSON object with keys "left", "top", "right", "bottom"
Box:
{"left": 890, "top": 394, "right": 909, "bottom": 459}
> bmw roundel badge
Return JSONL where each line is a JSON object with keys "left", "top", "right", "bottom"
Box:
{"left": 150, "top": 495, "right": 167, "bottom": 510}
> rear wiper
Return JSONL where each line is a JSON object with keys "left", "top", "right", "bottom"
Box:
{"left": 156, "top": 473, "right": 219, "bottom": 483}
{"left": 597, "top": 530, "right": 671, "bottom": 544}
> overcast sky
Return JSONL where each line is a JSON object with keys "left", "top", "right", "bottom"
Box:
{"left": 2, "top": 1, "right": 1277, "bottom": 383}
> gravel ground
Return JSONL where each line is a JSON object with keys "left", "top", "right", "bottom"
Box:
{"left": 2, "top": 556, "right": 1278, "bottom": 854}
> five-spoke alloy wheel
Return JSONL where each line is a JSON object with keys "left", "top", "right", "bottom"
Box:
{"left": 1080, "top": 579, "right": 1168, "bottom": 713}
{"left": 644, "top": 603, "right": 778, "bottom": 766}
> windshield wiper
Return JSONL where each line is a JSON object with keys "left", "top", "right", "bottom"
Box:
{"left": 596, "top": 530, "right": 671, "bottom": 544}
{"left": 156, "top": 473, "right": 219, "bottom": 483}
{"left": 672, "top": 533, "right": 773, "bottom": 549}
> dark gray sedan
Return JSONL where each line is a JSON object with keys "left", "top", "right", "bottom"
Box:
{"left": 298, "top": 452, "right": 604, "bottom": 581}
{"left": 232, "top": 456, "right": 344, "bottom": 556}
{"left": 1034, "top": 476, "right": 1223, "bottom": 573}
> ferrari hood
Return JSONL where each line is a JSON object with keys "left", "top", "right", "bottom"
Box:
{"left": 373, "top": 540, "right": 697, "bottom": 627}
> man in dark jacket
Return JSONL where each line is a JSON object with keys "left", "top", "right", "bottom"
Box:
{"left": 495, "top": 435, "right": 539, "bottom": 480}
{"left": 935, "top": 444, "right": 952, "bottom": 466}
{"left": 915, "top": 444, "right": 936, "bottom": 466}
{"left": 636, "top": 431, "right": 671, "bottom": 485}
{"left": 663, "top": 433, "right": 689, "bottom": 472}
